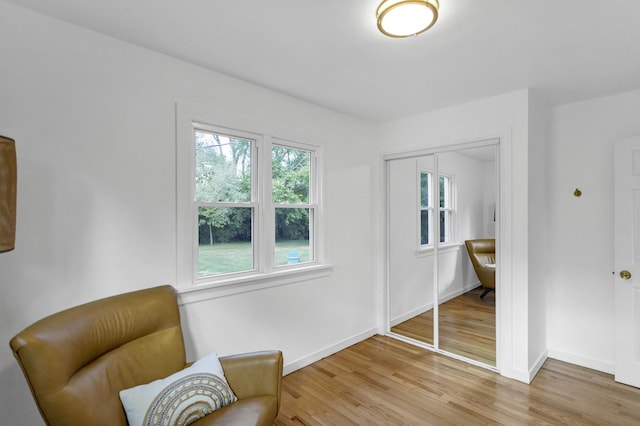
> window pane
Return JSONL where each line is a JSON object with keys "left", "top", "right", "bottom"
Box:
{"left": 272, "top": 145, "right": 310, "bottom": 204}
{"left": 197, "top": 207, "right": 253, "bottom": 276}
{"left": 440, "top": 210, "right": 452, "bottom": 243}
{"left": 420, "top": 172, "right": 429, "bottom": 208}
{"left": 195, "top": 130, "right": 252, "bottom": 203}
{"left": 421, "top": 210, "right": 429, "bottom": 245}
{"left": 275, "top": 207, "right": 310, "bottom": 266}
{"left": 439, "top": 175, "right": 453, "bottom": 209}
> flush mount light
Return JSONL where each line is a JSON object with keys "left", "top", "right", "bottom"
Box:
{"left": 376, "top": 0, "right": 439, "bottom": 38}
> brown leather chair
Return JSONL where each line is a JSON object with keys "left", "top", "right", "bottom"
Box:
{"left": 464, "top": 239, "right": 496, "bottom": 298}
{"left": 10, "top": 285, "right": 283, "bottom": 426}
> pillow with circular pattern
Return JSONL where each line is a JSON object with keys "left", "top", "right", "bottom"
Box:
{"left": 119, "top": 352, "right": 237, "bottom": 426}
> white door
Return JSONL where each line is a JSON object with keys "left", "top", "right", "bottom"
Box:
{"left": 614, "top": 136, "right": 640, "bottom": 387}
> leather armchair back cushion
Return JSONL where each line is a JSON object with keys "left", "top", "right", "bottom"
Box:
{"left": 474, "top": 252, "right": 496, "bottom": 266}
{"left": 10, "top": 286, "right": 186, "bottom": 426}
{"left": 464, "top": 239, "right": 496, "bottom": 289}
{"left": 465, "top": 239, "right": 495, "bottom": 267}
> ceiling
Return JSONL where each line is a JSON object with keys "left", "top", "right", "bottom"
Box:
{"left": 6, "top": 0, "right": 640, "bottom": 123}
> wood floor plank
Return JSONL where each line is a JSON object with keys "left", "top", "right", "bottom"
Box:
{"left": 275, "top": 335, "right": 640, "bottom": 425}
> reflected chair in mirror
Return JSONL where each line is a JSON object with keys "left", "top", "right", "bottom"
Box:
{"left": 10, "top": 285, "right": 283, "bottom": 426}
{"left": 464, "top": 239, "right": 496, "bottom": 298}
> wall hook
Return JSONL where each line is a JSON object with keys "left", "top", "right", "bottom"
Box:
{"left": 574, "top": 188, "right": 582, "bottom": 197}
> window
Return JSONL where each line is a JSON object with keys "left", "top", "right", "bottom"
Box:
{"left": 195, "top": 128, "right": 256, "bottom": 277}
{"left": 194, "top": 126, "right": 319, "bottom": 280}
{"left": 272, "top": 143, "right": 315, "bottom": 267}
{"left": 178, "top": 115, "right": 323, "bottom": 293}
{"left": 439, "top": 174, "right": 454, "bottom": 243}
{"left": 419, "top": 171, "right": 454, "bottom": 246}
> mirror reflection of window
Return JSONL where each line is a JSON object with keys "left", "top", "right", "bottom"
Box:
{"left": 419, "top": 172, "right": 454, "bottom": 246}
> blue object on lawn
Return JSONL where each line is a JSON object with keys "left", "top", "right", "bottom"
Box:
{"left": 287, "top": 250, "right": 300, "bottom": 264}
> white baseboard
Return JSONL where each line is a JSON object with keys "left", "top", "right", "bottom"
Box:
{"left": 500, "top": 367, "right": 531, "bottom": 383}
{"left": 547, "top": 348, "right": 614, "bottom": 375}
{"left": 439, "top": 282, "right": 481, "bottom": 304}
{"left": 389, "top": 283, "right": 481, "bottom": 328}
{"left": 283, "top": 328, "right": 378, "bottom": 376}
{"left": 390, "top": 304, "right": 433, "bottom": 327}
{"left": 529, "top": 349, "right": 548, "bottom": 381}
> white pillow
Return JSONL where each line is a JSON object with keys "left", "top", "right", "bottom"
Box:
{"left": 119, "top": 352, "right": 238, "bottom": 426}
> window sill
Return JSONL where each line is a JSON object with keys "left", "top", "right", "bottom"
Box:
{"left": 415, "top": 241, "right": 463, "bottom": 257}
{"left": 177, "top": 263, "right": 334, "bottom": 305}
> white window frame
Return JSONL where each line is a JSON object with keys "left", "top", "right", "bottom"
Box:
{"left": 418, "top": 169, "right": 434, "bottom": 247}
{"left": 192, "top": 124, "right": 260, "bottom": 279}
{"left": 271, "top": 138, "right": 319, "bottom": 268}
{"left": 176, "top": 104, "right": 331, "bottom": 303}
{"left": 439, "top": 173, "right": 455, "bottom": 244}
{"left": 418, "top": 169, "right": 456, "bottom": 249}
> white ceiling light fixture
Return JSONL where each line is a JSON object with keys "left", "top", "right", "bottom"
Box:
{"left": 376, "top": 0, "right": 439, "bottom": 38}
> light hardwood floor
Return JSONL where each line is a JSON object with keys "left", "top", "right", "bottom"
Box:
{"left": 275, "top": 335, "right": 640, "bottom": 425}
{"left": 391, "top": 287, "right": 496, "bottom": 365}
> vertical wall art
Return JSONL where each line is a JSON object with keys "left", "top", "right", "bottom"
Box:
{"left": 0, "top": 135, "right": 17, "bottom": 252}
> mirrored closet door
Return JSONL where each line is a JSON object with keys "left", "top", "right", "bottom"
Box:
{"left": 387, "top": 142, "right": 498, "bottom": 368}
{"left": 388, "top": 154, "right": 436, "bottom": 346}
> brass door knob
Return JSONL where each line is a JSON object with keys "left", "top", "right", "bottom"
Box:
{"left": 620, "top": 270, "right": 632, "bottom": 280}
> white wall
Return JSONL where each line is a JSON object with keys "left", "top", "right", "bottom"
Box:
{"left": 439, "top": 150, "right": 495, "bottom": 242}
{"left": 546, "top": 89, "right": 640, "bottom": 373}
{"left": 483, "top": 160, "right": 497, "bottom": 238}
{"left": 528, "top": 94, "right": 548, "bottom": 374}
{"left": 0, "top": 3, "right": 379, "bottom": 424}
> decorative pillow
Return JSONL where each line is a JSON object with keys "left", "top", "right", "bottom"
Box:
{"left": 119, "top": 352, "right": 238, "bottom": 426}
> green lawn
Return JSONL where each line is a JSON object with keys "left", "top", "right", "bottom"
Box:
{"left": 198, "top": 240, "right": 310, "bottom": 276}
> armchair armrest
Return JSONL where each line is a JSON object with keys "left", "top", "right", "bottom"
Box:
{"left": 219, "top": 350, "right": 283, "bottom": 408}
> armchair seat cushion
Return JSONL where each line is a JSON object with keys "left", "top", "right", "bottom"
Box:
{"left": 191, "top": 396, "right": 279, "bottom": 426}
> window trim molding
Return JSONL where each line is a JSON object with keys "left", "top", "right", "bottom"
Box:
{"left": 178, "top": 263, "right": 333, "bottom": 305}
{"left": 415, "top": 241, "right": 463, "bottom": 258}
{"left": 176, "top": 102, "right": 329, "bottom": 299}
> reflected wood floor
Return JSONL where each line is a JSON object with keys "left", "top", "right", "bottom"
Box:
{"left": 390, "top": 287, "right": 495, "bottom": 365}
{"left": 275, "top": 335, "right": 640, "bottom": 426}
